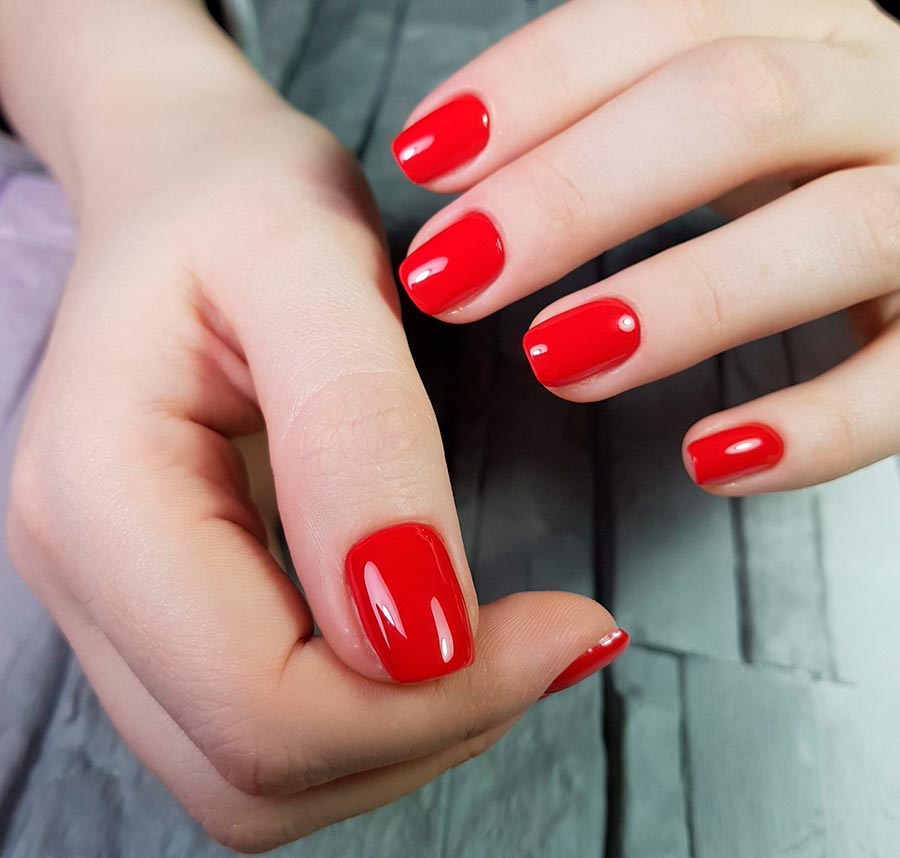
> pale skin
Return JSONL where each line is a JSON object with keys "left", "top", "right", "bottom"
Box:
{"left": 3, "top": 0, "right": 899, "bottom": 852}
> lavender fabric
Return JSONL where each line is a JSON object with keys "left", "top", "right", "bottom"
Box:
{"left": 0, "top": 142, "right": 75, "bottom": 850}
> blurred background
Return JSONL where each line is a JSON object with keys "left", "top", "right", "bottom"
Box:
{"left": 1, "top": 2, "right": 899, "bottom": 856}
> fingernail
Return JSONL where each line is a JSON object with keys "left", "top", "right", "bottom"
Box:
{"left": 399, "top": 213, "right": 503, "bottom": 315}
{"left": 542, "top": 629, "right": 630, "bottom": 697}
{"left": 687, "top": 423, "right": 784, "bottom": 485}
{"left": 346, "top": 522, "right": 474, "bottom": 683}
{"left": 392, "top": 94, "right": 490, "bottom": 184}
{"left": 522, "top": 299, "right": 641, "bottom": 387}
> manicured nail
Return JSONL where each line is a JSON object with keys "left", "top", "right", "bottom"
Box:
{"left": 392, "top": 94, "right": 490, "bottom": 184}
{"left": 687, "top": 423, "right": 784, "bottom": 485}
{"left": 346, "top": 522, "right": 474, "bottom": 683}
{"left": 542, "top": 629, "right": 630, "bottom": 697}
{"left": 522, "top": 299, "right": 641, "bottom": 387}
{"left": 399, "top": 213, "right": 503, "bottom": 315}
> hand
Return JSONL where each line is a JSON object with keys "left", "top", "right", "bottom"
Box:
{"left": 393, "top": 0, "right": 900, "bottom": 494}
{"left": 4, "top": 3, "right": 621, "bottom": 850}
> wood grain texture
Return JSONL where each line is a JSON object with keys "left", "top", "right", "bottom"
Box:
{"left": 684, "top": 659, "right": 826, "bottom": 858}
{"left": 814, "top": 681, "right": 900, "bottom": 857}
{"left": 602, "top": 214, "right": 742, "bottom": 663}
{"left": 723, "top": 338, "right": 833, "bottom": 674}
{"left": 611, "top": 646, "right": 691, "bottom": 858}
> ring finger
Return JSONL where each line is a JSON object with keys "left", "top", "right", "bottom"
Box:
{"left": 520, "top": 164, "right": 900, "bottom": 398}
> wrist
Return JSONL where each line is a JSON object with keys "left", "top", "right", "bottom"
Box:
{"left": 0, "top": 0, "right": 279, "bottom": 217}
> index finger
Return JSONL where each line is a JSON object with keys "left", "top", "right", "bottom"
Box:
{"left": 391, "top": 0, "right": 835, "bottom": 190}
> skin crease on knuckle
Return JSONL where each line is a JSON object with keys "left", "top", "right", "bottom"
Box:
{"left": 204, "top": 719, "right": 321, "bottom": 798}
{"left": 665, "top": 0, "right": 729, "bottom": 42}
{"left": 694, "top": 37, "right": 805, "bottom": 150}
{"left": 285, "top": 371, "right": 441, "bottom": 498}
{"left": 524, "top": 150, "right": 595, "bottom": 238}
{"left": 850, "top": 168, "right": 900, "bottom": 284}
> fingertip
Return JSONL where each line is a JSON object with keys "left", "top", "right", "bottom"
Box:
{"left": 391, "top": 93, "right": 490, "bottom": 187}
{"left": 541, "top": 628, "right": 630, "bottom": 698}
{"left": 345, "top": 521, "right": 475, "bottom": 685}
{"left": 398, "top": 212, "right": 504, "bottom": 317}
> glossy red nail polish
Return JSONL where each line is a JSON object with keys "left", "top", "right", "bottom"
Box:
{"left": 346, "top": 522, "right": 474, "bottom": 683}
{"left": 522, "top": 299, "right": 641, "bottom": 387}
{"left": 687, "top": 423, "right": 784, "bottom": 485}
{"left": 392, "top": 94, "right": 490, "bottom": 184}
{"left": 399, "top": 213, "right": 503, "bottom": 315}
{"left": 542, "top": 629, "right": 630, "bottom": 697}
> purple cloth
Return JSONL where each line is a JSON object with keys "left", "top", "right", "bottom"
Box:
{"left": 0, "top": 142, "right": 75, "bottom": 835}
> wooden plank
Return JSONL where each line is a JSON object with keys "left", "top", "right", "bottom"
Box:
{"left": 611, "top": 646, "right": 691, "bottom": 858}
{"left": 737, "top": 489, "right": 832, "bottom": 674}
{"left": 722, "top": 338, "right": 832, "bottom": 675}
{"left": 786, "top": 314, "right": 900, "bottom": 687}
{"left": 283, "top": 0, "right": 406, "bottom": 153}
{"left": 441, "top": 687, "right": 605, "bottom": 858}
{"left": 816, "top": 462, "right": 900, "bottom": 687}
{"left": 814, "top": 681, "right": 900, "bottom": 857}
{"left": 361, "top": 0, "right": 526, "bottom": 227}
{"left": 684, "top": 659, "right": 826, "bottom": 858}
{"left": 252, "top": 0, "right": 319, "bottom": 90}
{"left": 604, "top": 215, "right": 740, "bottom": 662}
{"left": 464, "top": 268, "right": 599, "bottom": 600}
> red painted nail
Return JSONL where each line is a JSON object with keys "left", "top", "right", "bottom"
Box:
{"left": 687, "top": 423, "right": 784, "bottom": 485}
{"left": 399, "top": 213, "right": 503, "bottom": 315}
{"left": 392, "top": 94, "right": 490, "bottom": 184}
{"left": 542, "top": 629, "right": 630, "bottom": 697}
{"left": 346, "top": 522, "right": 474, "bottom": 683}
{"left": 522, "top": 299, "right": 641, "bottom": 387}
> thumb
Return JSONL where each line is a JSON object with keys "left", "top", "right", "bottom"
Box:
{"left": 206, "top": 177, "right": 479, "bottom": 683}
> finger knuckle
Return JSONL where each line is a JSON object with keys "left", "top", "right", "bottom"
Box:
{"left": 203, "top": 723, "right": 272, "bottom": 796}
{"left": 449, "top": 728, "right": 502, "bottom": 771}
{"left": 524, "top": 151, "right": 593, "bottom": 237}
{"left": 848, "top": 169, "right": 900, "bottom": 280}
{"left": 200, "top": 707, "right": 327, "bottom": 797}
{"left": 817, "top": 397, "right": 860, "bottom": 476}
{"left": 289, "top": 371, "right": 438, "bottom": 498}
{"left": 521, "top": 20, "right": 571, "bottom": 95}
{"left": 679, "top": 249, "right": 730, "bottom": 333}
{"left": 698, "top": 38, "right": 803, "bottom": 148}
{"left": 668, "top": 0, "right": 728, "bottom": 41}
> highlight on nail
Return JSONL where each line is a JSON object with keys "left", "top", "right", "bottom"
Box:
{"left": 542, "top": 628, "right": 630, "bottom": 697}
{"left": 522, "top": 298, "right": 641, "bottom": 387}
{"left": 687, "top": 423, "right": 784, "bottom": 485}
{"left": 399, "top": 212, "right": 504, "bottom": 315}
{"left": 392, "top": 94, "right": 490, "bottom": 184}
{"left": 345, "top": 522, "right": 474, "bottom": 683}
